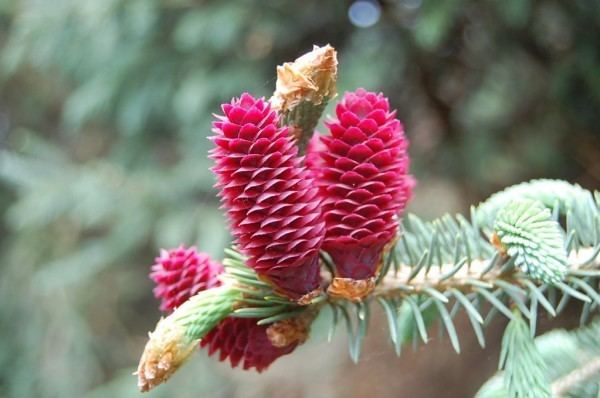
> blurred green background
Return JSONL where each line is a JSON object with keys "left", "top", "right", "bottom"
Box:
{"left": 0, "top": 0, "right": 599, "bottom": 397}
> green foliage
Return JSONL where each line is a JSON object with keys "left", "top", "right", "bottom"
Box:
{"left": 494, "top": 198, "right": 567, "bottom": 284}
{"left": 326, "top": 300, "right": 371, "bottom": 364}
{"left": 498, "top": 311, "right": 551, "bottom": 398}
{"left": 414, "top": 0, "right": 463, "bottom": 50}
{"left": 476, "top": 179, "right": 599, "bottom": 247}
{"left": 317, "top": 180, "right": 600, "bottom": 367}
{"left": 478, "top": 317, "right": 600, "bottom": 398}
{"left": 174, "top": 286, "right": 240, "bottom": 340}
{"left": 222, "top": 248, "right": 316, "bottom": 325}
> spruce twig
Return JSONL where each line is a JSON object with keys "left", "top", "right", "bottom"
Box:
{"left": 374, "top": 247, "right": 598, "bottom": 298}
{"left": 551, "top": 357, "right": 600, "bottom": 397}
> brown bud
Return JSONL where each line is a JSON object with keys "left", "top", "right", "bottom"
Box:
{"left": 327, "top": 277, "right": 376, "bottom": 302}
{"left": 266, "top": 311, "right": 315, "bottom": 348}
{"left": 296, "top": 287, "right": 323, "bottom": 306}
{"left": 491, "top": 232, "right": 508, "bottom": 258}
{"left": 135, "top": 317, "right": 197, "bottom": 392}
{"left": 270, "top": 44, "right": 337, "bottom": 113}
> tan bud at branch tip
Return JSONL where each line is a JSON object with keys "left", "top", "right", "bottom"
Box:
{"left": 270, "top": 44, "right": 337, "bottom": 113}
{"left": 135, "top": 316, "right": 198, "bottom": 392}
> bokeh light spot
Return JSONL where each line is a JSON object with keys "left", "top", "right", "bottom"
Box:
{"left": 348, "top": 1, "right": 381, "bottom": 28}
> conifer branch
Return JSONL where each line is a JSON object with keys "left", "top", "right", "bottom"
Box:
{"left": 136, "top": 285, "right": 240, "bottom": 391}
{"left": 499, "top": 311, "right": 551, "bottom": 398}
{"left": 374, "top": 247, "right": 599, "bottom": 297}
{"left": 551, "top": 357, "right": 600, "bottom": 397}
{"left": 478, "top": 315, "right": 600, "bottom": 397}
{"left": 135, "top": 41, "right": 600, "bottom": 392}
{"left": 323, "top": 180, "right": 599, "bottom": 361}
{"left": 136, "top": 178, "right": 599, "bottom": 389}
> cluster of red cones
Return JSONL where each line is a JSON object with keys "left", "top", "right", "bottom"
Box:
{"left": 149, "top": 88, "right": 412, "bottom": 372}
{"left": 151, "top": 246, "right": 300, "bottom": 372}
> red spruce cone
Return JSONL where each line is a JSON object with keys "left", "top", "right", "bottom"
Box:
{"left": 210, "top": 93, "right": 325, "bottom": 300}
{"left": 150, "top": 245, "right": 223, "bottom": 311}
{"left": 150, "top": 246, "right": 300, "bottom": 372}
{"left": 315, "top": 88, "right": 412, "bottom": 292}
{"left": 201, "top": 318, "right": 299, "bottom": 373}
